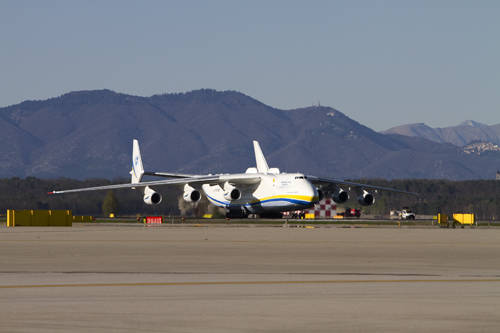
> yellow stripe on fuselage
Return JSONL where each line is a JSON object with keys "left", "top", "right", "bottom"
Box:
{"left": 253, "top": 194, "right": 318, "bottom": 203}
{"left": 205, "top": 193, "right": 318, "bottom": 207}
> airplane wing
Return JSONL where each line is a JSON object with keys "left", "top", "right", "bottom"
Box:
{"left": 306, "top": 175, "right": 418, "bottom": 196}
{"left": 144, "top": 171, "right": 198, "bottom": 178}
{"left": 48, "top": 174, "right": 261, "bottom": 195}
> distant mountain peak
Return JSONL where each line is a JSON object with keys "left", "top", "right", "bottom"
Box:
{"left": 1, "top": 89, "right": 499, "bottom": 180}
{"left": 459, "top": 120, "right": 486, "bottom": 128}
{"left": 384, "top": 119, "right": 500, "bottom": 148}
{"left": 412, "top": 122, "right": 431, "bottom": 127}
{"left": 288, "top": 105, "right": 341, "bottom": 114}
{"left": 152, "top": 88, "right": 254, "bottom": 100}
{"left": 61, "top": 89, "right": 118, "bottom": 97}
{"left": 150, "top": 89, "right": 272, "bottom": 110}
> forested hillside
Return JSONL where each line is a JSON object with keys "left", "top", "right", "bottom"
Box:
{"left": 1, "top": 89, "right": 499, "bottom": 180}
{"left": 359, "top": 179, "right": 499, "bottom": 220}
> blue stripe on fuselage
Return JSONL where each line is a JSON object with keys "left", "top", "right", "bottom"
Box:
{"left": 205, "top": 194, "right": 313, "bottom": 208}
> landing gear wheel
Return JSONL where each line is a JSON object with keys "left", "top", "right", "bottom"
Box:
{"left": 259, "top": 212, "right": 284, "bottom": 219}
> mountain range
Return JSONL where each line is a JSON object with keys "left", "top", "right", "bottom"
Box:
{"left": 383, "top": 121, "right": 500, "bottom": 147}
{"left": 0, "top": 89, "right": 499, "bottom": 180}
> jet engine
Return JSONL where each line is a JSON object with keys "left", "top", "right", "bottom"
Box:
{"left": 331, "top": 188, "right": 349, "bottom": 204}
{"left": 183, "top": 184, "right": 201, "bottom": 203}
{"left": 143, "top": 186, "right": 162, "bottom": 205}
{"left": 223, "top": 182, "right": 241, "bottom": 201}
{"left": 357, "top": 190, "right": 375, "bottom": 206}
{"left": 317, "top": 189, "right": 324, "bottom": 201}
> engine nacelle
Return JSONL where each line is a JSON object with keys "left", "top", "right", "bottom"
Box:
{"left": 143, "top": 186, "right": 162, "bottom": 205}
{"left": 223, "top": 182, "right": 241, "bottom": 201}
{"left": 317, "top": 189, "right": 324, "bottom": 201}
{"left": 357, "top": 190, "right": 375, "bottom": 206}
{"left": 332, "top": 188, "right": 349, "bottom": 204}
{"left": 183, "top": 184, "right": 201, "bottom": 203}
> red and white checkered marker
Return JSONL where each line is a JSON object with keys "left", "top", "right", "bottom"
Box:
{"left": 305, "top": 198, "right": 337, "bottom": 218}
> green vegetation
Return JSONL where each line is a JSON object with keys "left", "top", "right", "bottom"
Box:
{"left": 350, "top": 179, "right": 500, "bottom": 220}
{"left": 0, "top": 177, "right": 498, "bottom": 220}
{"left": 0, "top": 177, "right": 179, "bottom": 216}
{"left": 101, "top": 190, "right": 118, "bottom": 217}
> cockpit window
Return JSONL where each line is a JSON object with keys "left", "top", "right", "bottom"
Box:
{"left": 294, "top": 176, "right": 305, "bottom": 179}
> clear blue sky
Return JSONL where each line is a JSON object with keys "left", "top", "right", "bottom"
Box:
{"left": 1, "top": 0, "right": 499, "bottom": 130}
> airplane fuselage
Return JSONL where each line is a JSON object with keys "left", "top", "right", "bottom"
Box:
{"left": 202, "top": 173, "right": 319, "bottom": 215}
{"left": 49, "top": 139, "right": 415, "bottom": 218}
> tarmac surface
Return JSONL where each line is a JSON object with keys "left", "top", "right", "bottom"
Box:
{"left": 1, "top": 224, "right": 500, "bottom": 332}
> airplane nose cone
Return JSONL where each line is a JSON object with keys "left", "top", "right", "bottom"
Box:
{"left": 306, "top": 181, "right": 320, "bottom": 203}
{"left": 312, "top": 187, "right": 320, "bottom": 203}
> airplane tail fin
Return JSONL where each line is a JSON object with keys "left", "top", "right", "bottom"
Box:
{"left": 253, "top": 140, "right": 269, "bottom": 174}
{"left": 130, "top": 139, "right": 144, "bottom": 184}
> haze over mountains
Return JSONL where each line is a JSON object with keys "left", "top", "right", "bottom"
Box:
{"left": 0, "top": 89, "right": 498, "bottom": 180}
{"left": 384, "top": 121, "right": 500, "bottom": 147}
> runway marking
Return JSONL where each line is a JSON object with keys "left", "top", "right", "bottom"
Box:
{"left": 2, "top": 278, "right": 500, "bottom": 289}
{"left": 1, "top": 239, "right": 497, "bottom": 246}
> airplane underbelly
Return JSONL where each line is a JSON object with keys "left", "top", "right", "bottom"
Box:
{"left": 254, "top": 195, "right": 314, "bottom": 212}
{"left": 203, "top": 185, "right": 314, "bottom": 213}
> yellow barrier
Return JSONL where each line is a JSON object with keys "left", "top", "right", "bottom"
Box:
{"left": 72, "top": 215, "right": 94, "bottom": 222}
{"left": 305, "top": 213, "right": 315, "bottom": 219}
{"left": 6, "top": 210, "right": 72, "bottom": 227}
{"left": 437, "top": 213, "right": 448, "bottom": 226}
{"left": 453, "top": 213, "right": 475, "bottom": 225}
{"left": 31, "top": 209, "right": 50, "bottom": 226}
{"left": 7, "top": 210, "right": 31, "bottom": 227}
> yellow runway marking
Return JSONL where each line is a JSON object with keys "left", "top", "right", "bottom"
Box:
{"left": 1, "top": 279, "right": 500, "bottom": 289}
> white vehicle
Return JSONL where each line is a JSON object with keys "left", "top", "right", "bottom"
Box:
{"left": 400, "top": 208, "right": 416, "bottom": 220}
{"left": 49, "top": 140, "right": 417, "bottom": 218}
{"left": 390, "top": 207, "right": 416, "bottom": 220}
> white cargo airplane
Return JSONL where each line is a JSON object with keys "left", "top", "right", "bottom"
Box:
{"left": 49, "top": 140, "right": 416, "bottom": 218}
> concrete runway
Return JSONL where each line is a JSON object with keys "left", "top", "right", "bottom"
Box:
{"left": 1, "top": 224, "right": 500, "bottom": 332}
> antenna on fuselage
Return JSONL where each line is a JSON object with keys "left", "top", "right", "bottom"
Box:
{"left": 253, "top": 140, "right": 269, "bottom": 174}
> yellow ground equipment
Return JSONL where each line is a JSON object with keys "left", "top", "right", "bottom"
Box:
{"left": 436, "top": 213, "right": 447, "bottom": 227}
{"left": 436, "top": 212, "right": 475, "bottom": 228}
{"left": 453, "top": 213, "right": 475, "bottom": 226}
{"left": 6, "top": 210, "right": 73, "bottom": 227}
